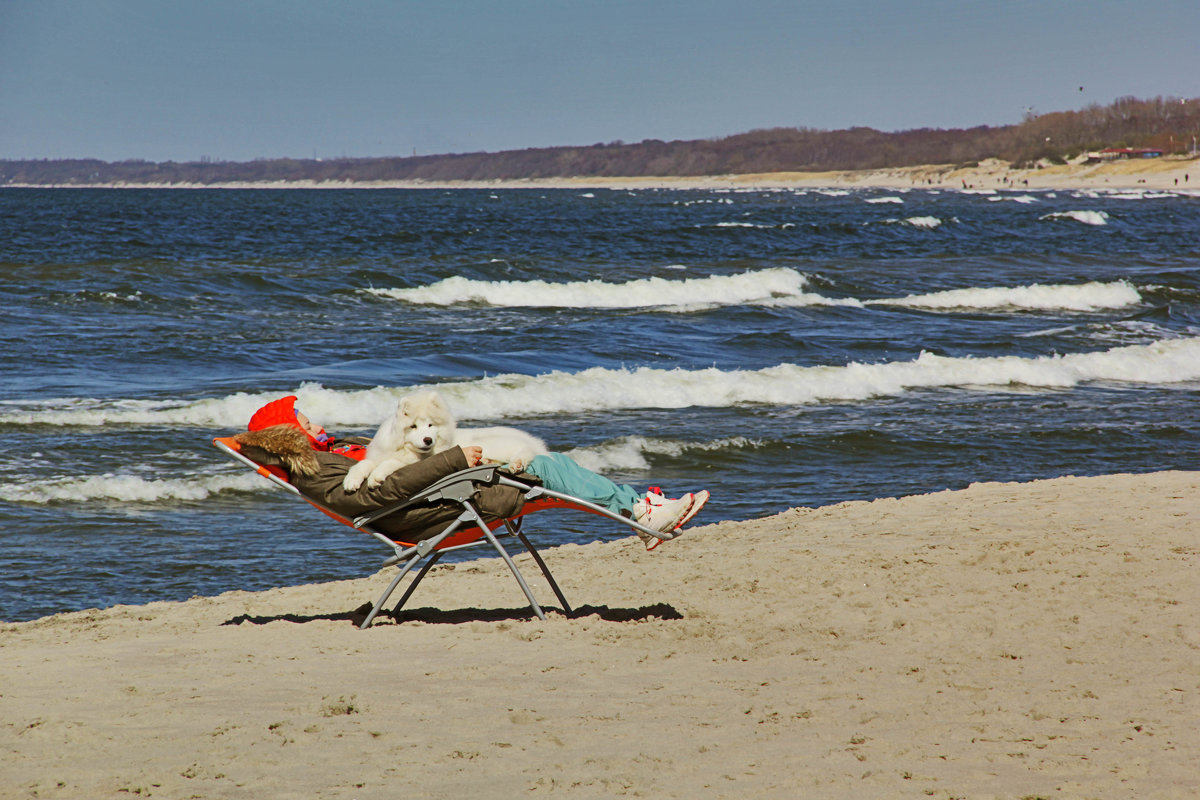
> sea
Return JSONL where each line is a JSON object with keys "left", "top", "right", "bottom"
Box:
{"left": 2, "top": 185, "right": 1198, "bottom": 623}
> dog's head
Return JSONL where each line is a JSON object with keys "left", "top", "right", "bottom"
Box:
{"left": 396, "top": 391, "right": 455, "bottom": 456}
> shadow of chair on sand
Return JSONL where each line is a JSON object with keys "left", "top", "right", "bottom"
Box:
{"left": 222, "top": 602, "right": 683, "bottom": 627}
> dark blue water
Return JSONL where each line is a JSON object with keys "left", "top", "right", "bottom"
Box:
{"left": 3, "top": 186, "right": 1199, "bottom": 622}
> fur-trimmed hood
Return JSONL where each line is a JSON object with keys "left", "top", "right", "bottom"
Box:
{"left": 234, "top": 425, "right": 320, "bottom": 478}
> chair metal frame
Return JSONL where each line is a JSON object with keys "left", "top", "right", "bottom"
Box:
{"left": 213, "top": 437, "right": 674, "bottom": 628}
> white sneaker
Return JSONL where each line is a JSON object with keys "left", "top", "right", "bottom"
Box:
{"left": 677, "top": 489, "right": 709, "bottom": 528}
{"left": 639, "top": 489, "right": 710, "bottom": 550}
{"left": 633, "top": 489, "right": 693, "bottom": 550}
{"left": 633, "top": 490, "right": 693, "bottom": 534}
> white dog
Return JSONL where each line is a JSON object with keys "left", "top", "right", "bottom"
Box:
{"left": 341, "top": 390, "right": 549, "bottom": 492}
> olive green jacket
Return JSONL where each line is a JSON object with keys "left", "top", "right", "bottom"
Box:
{"left": 234, "top": 427, "right": 526, "bottom": 541}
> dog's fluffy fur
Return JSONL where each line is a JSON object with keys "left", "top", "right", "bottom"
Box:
{"left": 342, "top": 390, "right": 548, "bottom": 492}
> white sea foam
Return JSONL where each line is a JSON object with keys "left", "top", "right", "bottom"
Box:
{"left": 879, "top": 216, "right": 943, "bottom": 228}
{"left": 710, "top": 220, "right": 796, "bottom": 230}
{"left": 988, "top": 195, "right": 1039, "bottom": 204}
{"left": 566, "top": 435, "right": 760, "bottom": 473}
{"left": 8, "top": 338, "right": 1198, "bottom": 432}
{"left": 875, "top": 280, "right": 1141, "bottom": 312}
{"left": 1040, "top": 210, "right": 1110, "bottom": 226}
{"left": 866, "top": 196, "right": 904, "bottom": 204}
{"left": 1100, "top": 190, "right": 1180, "bottom": 201}
{"left": 3, "top": 436, "right": 762, "bottom": 504}
{"left": 362, "top": 267, "right": 850, "bottom": 310}
{"left": 0, "top": 472, "right": 265, "bottom": 505}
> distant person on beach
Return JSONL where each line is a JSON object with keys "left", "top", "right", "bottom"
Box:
{"left": 234, "top": 396, "right": 708, "bottom": 549}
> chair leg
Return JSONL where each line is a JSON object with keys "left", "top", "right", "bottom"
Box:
{"left": 361, "top": 554, "right": 422, "bottom": 629}
{"left": 508, "top": 521, "right": 573, "bottom": 615}
{"left": 467, "top": 507, "right": 547, "bottom": 621}
{"left": 390, "top": 551, "right": 443, "bottom": 617}
{"left": 361, "top": 513, "right": 473, "bottom": 629}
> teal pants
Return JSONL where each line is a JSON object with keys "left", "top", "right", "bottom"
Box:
{"left": 525, "top": 453, "right": 641, "bottom": 516}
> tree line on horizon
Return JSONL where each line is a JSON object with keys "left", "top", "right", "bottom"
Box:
{"left": 3, "top": 95, "right": 1198, "bottom": 186}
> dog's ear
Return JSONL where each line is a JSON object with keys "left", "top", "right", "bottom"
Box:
{"left": 429, "top": 392, "right": 448, "bottom": 417}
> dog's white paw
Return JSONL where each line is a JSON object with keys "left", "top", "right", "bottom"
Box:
{"left": 342, "top": 460, "right": 372, "bottom": 493}
{"left": 502, "top": 446, "right": 538, "bottom": 472}
{"left": 366, "top": 462, "right": 398, "bottom": 489}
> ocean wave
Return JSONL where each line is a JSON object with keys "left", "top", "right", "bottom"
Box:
{"left": 1019, "top": 319, "right": 1200, "bottom": 346}
{"left": 361, "top": 267, "right": 849, "bottom": 310}
{"left": 7, "top": 338, "right": 1198, "bottom": 430}
{"left": 566, "top": 435, "right": 762, "bottom": 473}
{"left": 0, "top": 471, "right": 265, "bottom": 505}
{"left": 1072, "top": 189, "right": 1183, "bottom": 201}
{"left": 865, "top": 196, "right": 904, "bottom": 204}
{"left": 1040, "top": 210, "right": 1110, "bottom": 226}
{"left": 873, "top": 280, "right": 1141, "bottom": 312}
{"left": 711, "top": 221, "right": 790, "bottom": 229}
{"left": 878, "top": 216, "right": 943, "bottom": 228}
{"left": 363, "top": 269, "right": 1143, "bottom": 315}
{"left": 2, "top": 436, "right": 759, "bottom": 505}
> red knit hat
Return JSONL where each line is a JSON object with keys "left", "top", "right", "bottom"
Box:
{"left": 248, "top": 395, "right": 332, "bottom": 450}
{"left": 248, "top": 395, "right": 300, "bottom": 432}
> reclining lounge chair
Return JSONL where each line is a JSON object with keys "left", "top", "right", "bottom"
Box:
{"left": 213, "top": 437, "right": 676, "bottom": 628}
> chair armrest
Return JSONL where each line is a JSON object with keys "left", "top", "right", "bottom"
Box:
{"left": 352, "top": 465, "right": 502, "bottom": 528}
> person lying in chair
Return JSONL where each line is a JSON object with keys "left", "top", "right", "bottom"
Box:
{"left": 234, "top": 396, "right": 708, "bottom": 550}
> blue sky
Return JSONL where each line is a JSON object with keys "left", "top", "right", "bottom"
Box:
{"left": 2, "top": 0, "right": 1197, "bottom": 163}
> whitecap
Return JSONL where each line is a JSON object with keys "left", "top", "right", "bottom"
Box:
{"left": 0, "top": 471, "right": 265, "bottom": 505}
{"left": 565, "top": 435, "right": 761, "bottom": 473}
{"left": 987, "top": 195, "right": 1039, "bottom": 204}
{"left": 361, "top": 267, "right": 845, "bottom": 310}
{"left": 13, "top": 338, "right": 1199, "bottom": 430}
{"left": 1040, "top": 210, "right": 1109, "bottom": 226}
{"left": 865, "top": 196, "right": 904, "bottom": 204}
{"left": 875, "top": 280, "right": 1140, "bottom": 312}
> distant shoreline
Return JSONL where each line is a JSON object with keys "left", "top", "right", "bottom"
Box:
{"left": 4, "top": 155, "right": 1195, "bottom": 194}
{"left": 5, "top": 156, "right": 1198, "bottom": 192}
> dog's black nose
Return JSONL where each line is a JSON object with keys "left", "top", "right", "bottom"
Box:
{"left": 422, "top": 437, "right": 434, "bottom": 446}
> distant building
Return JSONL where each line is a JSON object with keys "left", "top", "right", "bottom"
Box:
{"left": 1088, "top": 147, "right": 1165, "bottom": 162}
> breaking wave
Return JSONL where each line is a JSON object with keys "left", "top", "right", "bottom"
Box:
{"left": 6, "top": 337, "right": 1197, "bottom": 430}
{"left": 367, "top": 268, "right": 1142, "bottom": 313}
{"left": 363, "top": 268, "right": 853, "bottom": 310}
{"left": 1041, "top": 210, "right": 1110, "bottom": 226}
{"left": 875, "top": 280, "right": 1141, "bottom": 312}
{"left": 0, "top": 471, "right": 266, "bottom": 505}
{"left": 877, "top": 216, "right": 944, "bottom": 228}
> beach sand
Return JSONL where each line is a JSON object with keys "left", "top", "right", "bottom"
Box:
{"left": 3, "top": 471, "right": 1197, "bottom": 798}
{"left": 18, "top": 154, "right": 1200, "bottom": 193}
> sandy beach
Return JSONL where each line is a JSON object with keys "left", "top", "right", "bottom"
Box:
{"left": 3, "top": 470, "right": 1197, "bottom": 798}
{"left": 12, "top": 154, "right": 1200, "bottom": 193}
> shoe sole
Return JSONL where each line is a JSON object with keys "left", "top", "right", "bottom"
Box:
{"left": 676, "top": 490, "right": 709, "bottom": 528}
{"left": 644, "top": 494, "right": 698, "bottom": 551}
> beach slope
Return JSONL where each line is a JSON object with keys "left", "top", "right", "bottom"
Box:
{"left": 3, "top": 471, "right": 1197, "bottom": 799}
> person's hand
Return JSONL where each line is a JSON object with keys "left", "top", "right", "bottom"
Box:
{"left": 461, "top": 445, "right": 483, "bottom": 466}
